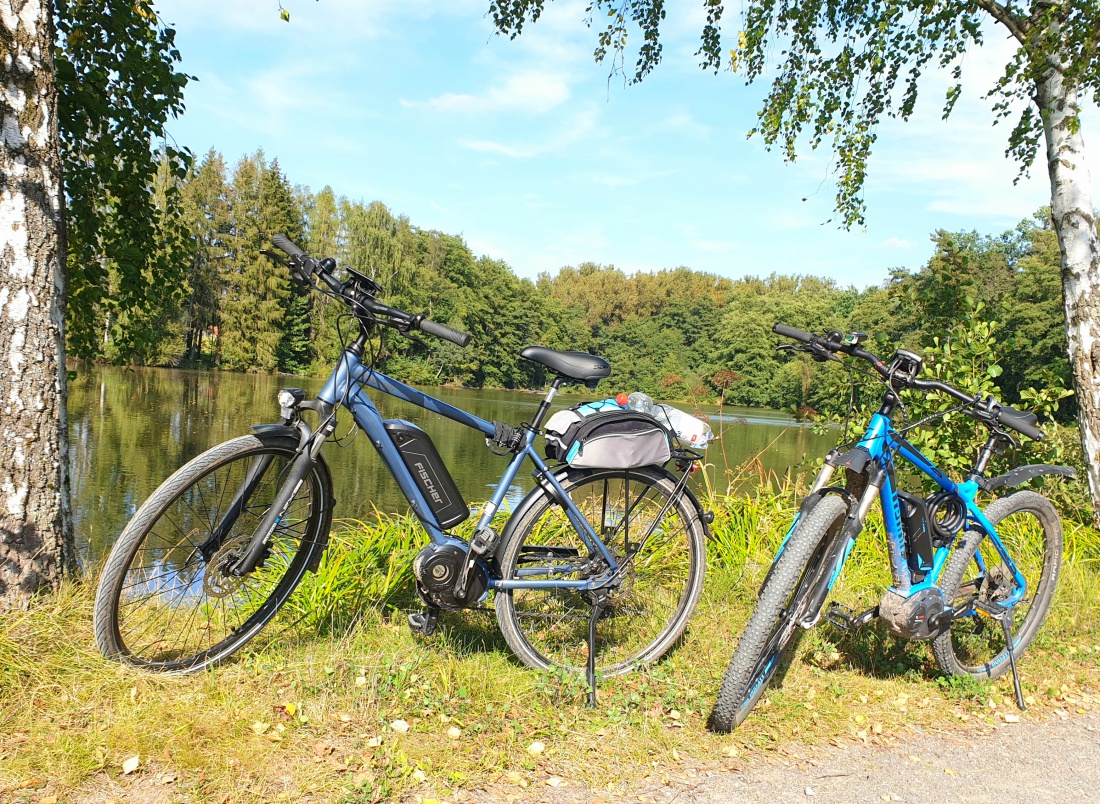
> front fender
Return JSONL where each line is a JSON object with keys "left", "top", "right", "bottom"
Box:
{"left": 980, "top": 464, "right": 1077, "bottom": 492}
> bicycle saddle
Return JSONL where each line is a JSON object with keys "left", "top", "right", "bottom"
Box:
{"left": 519, "top": 346, "right": 611, "bottom": 383}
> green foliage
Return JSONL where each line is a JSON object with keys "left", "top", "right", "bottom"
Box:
{"left": 56, "top": 0, "right": 192, "bottom": 361}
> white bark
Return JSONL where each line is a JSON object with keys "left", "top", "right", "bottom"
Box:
{"left": 0, "top": 0, "right": 72, "bottom": 609}
{"left": 1037, "top": 63, "right": 1100, "bottom": 525}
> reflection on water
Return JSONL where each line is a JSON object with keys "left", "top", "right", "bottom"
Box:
{"left": 69, "top": 366, "right": 834, "bottom": 565}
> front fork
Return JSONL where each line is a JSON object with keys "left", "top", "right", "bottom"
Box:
{"left": 794, "top": 461, "right": 884, "bottom": 629}
{"left": 227, "top": 417, "right": 335, "bottom": 577}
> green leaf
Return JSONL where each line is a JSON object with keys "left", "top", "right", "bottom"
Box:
{"left": 280, "top": 7, "right": 290, "bottom": 22}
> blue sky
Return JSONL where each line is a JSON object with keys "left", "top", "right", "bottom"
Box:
{"left": 154, "top": 0, "right": 1096, "bottom": 289}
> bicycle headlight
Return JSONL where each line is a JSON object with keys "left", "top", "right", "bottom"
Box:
{"left": 277, "top": 388, "right": 305, "bottom": 417}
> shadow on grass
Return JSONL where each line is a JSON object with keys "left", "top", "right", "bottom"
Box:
{"left": 810, "top": 620, "right": 937, "bottom": 681}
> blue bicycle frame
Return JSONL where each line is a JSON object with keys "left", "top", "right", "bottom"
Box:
{"left": 852, "top": 413, "right": 1027, "bottom": 606}
{"left": 314, "top": 350, "right": 619, "bottom": 593}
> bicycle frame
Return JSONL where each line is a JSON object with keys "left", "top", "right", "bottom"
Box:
{"left": 827, "top": 412, "right": 1027, "bottom": 607}
{"left": 316, "top": 349, "right": 620, "bottom": 593}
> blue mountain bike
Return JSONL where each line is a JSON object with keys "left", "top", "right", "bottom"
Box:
{"left": 708, "top": 324, "right": 1073, "bottom": 731}
{"left": 93, "top": 236, "right": 708, "bottom": 687}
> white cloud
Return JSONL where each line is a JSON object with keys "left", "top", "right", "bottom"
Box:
{"left": 881, "top": 237, "right": 914, "bottom": 249}
{"left": 459, "top": 107, "right": 599, "bottom": 158}
{"left": 407, "top": 72, "right": 572, "bottom": 115}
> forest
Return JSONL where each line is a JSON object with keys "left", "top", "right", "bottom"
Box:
{"left": 74, "top": 148, "right": 1072, "bottom": 421}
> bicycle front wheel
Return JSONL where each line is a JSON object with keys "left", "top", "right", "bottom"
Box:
{"left": 932, "top": 490, "right": 1062, "bottom": 680}
{"left": 495, "top": 467, "right": 706, "bottom": 676}
{"left": 93, "top": 432, "right": 333, "bottom": 673}
{"left": 709, "top": 495, "right": 847, "bottom": 732}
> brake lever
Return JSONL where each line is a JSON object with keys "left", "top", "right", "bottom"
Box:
{"left": 403, "top": 332, "right": 430, "bottom": 351}
{"left": 260, "top": 249, "right": 288, "bottom": 267}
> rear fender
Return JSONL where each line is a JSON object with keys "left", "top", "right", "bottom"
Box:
{"left": 980, "top": 464, "right": 1077, "bottom": 492}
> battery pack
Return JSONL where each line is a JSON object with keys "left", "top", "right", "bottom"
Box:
{"left": 384, "top": 420, "right": 469, "bottom": 530}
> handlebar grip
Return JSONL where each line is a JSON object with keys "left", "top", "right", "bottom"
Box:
{"left": 997, "top": 405, "right": 1044, "bottom": 441}
{"left": 419, "top": 318, "right": 472, "bottom": 348}
{"left": 773, "top": 323, "right": 814, "bottom": 343}
{"left": 271, "top": 234, "right": 306, "bottom": 259}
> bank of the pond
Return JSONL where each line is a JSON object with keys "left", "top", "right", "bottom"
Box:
{"left": 3, "top": 489, "right": 1097, "bottom": 803}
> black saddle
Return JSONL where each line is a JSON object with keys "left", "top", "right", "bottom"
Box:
{"left": 520, "top": 346, "right": 611, "bottom": 384}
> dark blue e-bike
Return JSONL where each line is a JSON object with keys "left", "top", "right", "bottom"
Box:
{"left": 709, "top": 324, "right": 1073, "bottom": 731}
{"left": 93, "top": 236, "right": 708, "bottom": 682}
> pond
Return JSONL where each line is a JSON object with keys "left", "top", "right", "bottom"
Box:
{"left": 68, "top": 366, "right": 834, "bottom": 564}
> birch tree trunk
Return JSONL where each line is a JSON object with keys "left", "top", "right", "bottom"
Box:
{"left": 1037, "top": 63, "right": 1100, "bottom": 526}
{"left": 0, "top": 0, "right": 73, "bottom": 610}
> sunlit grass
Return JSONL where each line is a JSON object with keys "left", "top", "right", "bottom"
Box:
{"left": 2, "top": 485, "right": 1098, "bottom": 803}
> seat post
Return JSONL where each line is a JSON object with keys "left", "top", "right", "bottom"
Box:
{"left": 530, "top": 377, "right": 565, "bottom": 432}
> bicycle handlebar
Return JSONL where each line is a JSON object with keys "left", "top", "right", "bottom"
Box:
{"left": 269, "top": 234, "right": 473, "bottom": 349}
{"left": 772, "top": 322, "right": 1043, "bottom": 441}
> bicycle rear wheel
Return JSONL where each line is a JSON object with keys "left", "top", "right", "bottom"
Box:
{"left": 93, "top": 432, "right": 333, "bottom": 673}
{"left": 495, "top": 467, "right": 706, "bottom": 676}
{"left": 709, "top": 495, "right": 847, "bottom": 732}
{"left": 932, "top": 491, "right": 1062, "bottom": 680}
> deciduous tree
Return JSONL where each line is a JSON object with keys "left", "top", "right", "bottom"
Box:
{"left": 490, "top": 0, "right": 1100, "bottom": 520}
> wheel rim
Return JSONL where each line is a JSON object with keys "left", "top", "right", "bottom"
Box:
{"left": 507, "top": 472, "right": 698, "bottom": 674}
{"left": 947, "top": 506, "right": 1053, "bottom": 674}
{"left": 113, "top": 446, "right": 320, "bottom": 670}
{"left": 739, "top": 533, "right": 832, "bottom": 713}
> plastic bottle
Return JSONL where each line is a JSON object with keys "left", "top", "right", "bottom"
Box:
{"left": 624, "top": 392, "right": 656, "bottom": 416}
{"left": 656, "top": 404, "right": 714, "bottom": 448}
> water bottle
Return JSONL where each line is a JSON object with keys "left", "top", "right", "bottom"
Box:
{"left": 624, "top": 392, "right": 656, "bottom": 416}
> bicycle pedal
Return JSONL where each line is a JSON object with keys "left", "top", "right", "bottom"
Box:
{"left": 824, "top": 602, "right": 878, "bottom": 631}
{"left": 407, "top": 607, "right": 440, "bottom": 636}
{"left": 973, "top": 598, "right": 1009, "bottom": 619}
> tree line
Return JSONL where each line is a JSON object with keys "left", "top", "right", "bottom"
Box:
{"left": 70, "top": 149, "right": 1072, "bottom": 422}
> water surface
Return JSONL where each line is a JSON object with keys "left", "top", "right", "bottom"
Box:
{"left": 68, "top": 366, "right": 833, "bottom": 563}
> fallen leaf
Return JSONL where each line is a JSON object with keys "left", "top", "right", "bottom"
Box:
{"left": 390, "top": 719, "right": 409, "bottom": 734}
{"left": 312, "top": 742, "right": 334, "bottom": 757}
{"left": 668, "top": 710, "right": 681, "bottom": 720}
{"left": 1004, "top": 714, "right": 1021, "bottom": 723}
{"left": 40, "top": 797, "right": 58, "bottom": 804}
{"left": 805, "top": 786, "right": 816, "bottom": 796}
{"left": 154, "top": 773, "right": 176, "bottom": 786}
{"left": 284, "top": 702, "right": 297, "bottom": 717}
{"left": 944, "top": 769, "right": 958, "bottom": 776}
{"left": 14, "top": 779, "right": 43, "bottom": 790}
{"left": 447, "top": 726, "right": 462, "bottom": 739}
{"left": 723, "top": 745, "right": 739, "bottom": 758}
{"left": 412, "top": 769, "right": 427, "bottom": 782}
{"left": 355, "top": 676, "right": 367, "bottom": 687}
{"left": 547, "top": 777, "right": 563, "bottom": 787}
{"left": 527, "top": 740, "right": 546, "bottom": 756}
{"left": 122, "top": 755, "right": 140, "bottom": 775}
{"left": 251, "top": 722, "right": 270, "bottom": 735}
{"left": 366, "top": 736, "right": 383, "bottom": 747}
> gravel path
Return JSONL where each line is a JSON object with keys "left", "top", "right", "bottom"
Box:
{"left": 475, "top": 709, "right": 1100, "bottom": 803}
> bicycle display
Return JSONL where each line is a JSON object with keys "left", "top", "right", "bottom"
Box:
{"left": 708, "top": 323, "right": 1074, "bottom": 731}
{"left": 93, "top": 235, "right": 709, "bottom": 694}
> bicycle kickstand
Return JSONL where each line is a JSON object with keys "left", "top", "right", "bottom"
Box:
{"left": 586, "top": 601, "right": 604, "bottom": 709}
{"left": 998, "top": 613, "right": 1026, "bottom": 711}
{"left": 976, "top": 600, "right": 1026, "bottom": 711}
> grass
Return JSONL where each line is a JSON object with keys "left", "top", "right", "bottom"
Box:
{"left": 2, "top": 483, "right": 1099, "bottom": 803}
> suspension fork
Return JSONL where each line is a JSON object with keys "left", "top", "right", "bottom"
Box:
{"left": 227, "top": 420, "right": 334, "bottom": 577}
{"left": 797, "top": 467, "right": 884, "bottom": 628}
{"left": 198, "top": 452, "right": 277, "bottom": 562}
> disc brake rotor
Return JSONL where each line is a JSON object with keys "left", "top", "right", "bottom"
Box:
{"left": 203, "top": 534, "right": 251, "bottom": 598}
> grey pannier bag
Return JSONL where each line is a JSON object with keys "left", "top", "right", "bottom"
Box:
{"left": 544, "top": 408, "right": 673, "bottom": 469}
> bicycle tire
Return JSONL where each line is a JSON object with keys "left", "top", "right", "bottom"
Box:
{"left": 94, "top": 432, "right": 333, "bottom": 673}
{"left": 709, "top": 495, "right": 847, "bottom": 732}
{"left": 932, "top": 490, "right": 1062, "bottom": 680}
{"left": 495, "top": 466, "right": 706, "bottom": 677}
